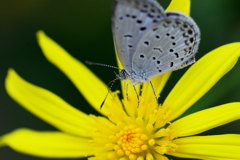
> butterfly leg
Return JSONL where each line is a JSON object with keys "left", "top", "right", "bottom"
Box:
{"left": 132, "top": 84, "right": 140, "bottom": 106}
{"left": 126, "top": 80, "right": 140, "bottom": 106}
{"left": 126, "top": 82, "right": 129, "bottom": 101}
{"left": 149, "top": 81, "right": 158, "bottom": 103}
{"left": 133, "top": 81, "right": 143, "bottom": 106}
{"left": 126, "top": 80, "right": 135, "bottom": 101}
{"left": 100, "top": 79, "right": 118, "bottom": 109}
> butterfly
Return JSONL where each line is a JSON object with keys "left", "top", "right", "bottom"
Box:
{"left": 87, "top": 0, "right": 200, "bottom": 107}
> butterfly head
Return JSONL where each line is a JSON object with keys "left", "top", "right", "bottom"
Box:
{"left": 115, "top": 69, "right": 129, "bottom": 80}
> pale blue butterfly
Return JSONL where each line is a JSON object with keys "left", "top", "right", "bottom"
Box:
{"left": 87, "top": 0, "right": 200, "bottom": 107}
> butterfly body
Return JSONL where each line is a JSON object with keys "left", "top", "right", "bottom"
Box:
{"left": 113, "top": 0, "right": 200, "bottom": 84}
{"left": 116, "top": 69, "right": 150, "bottom": 83}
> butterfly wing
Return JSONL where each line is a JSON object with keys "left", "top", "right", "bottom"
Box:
{"left": 112, "top": 0, "right": 165, "bottom": 72}
{"left": 131, "top": 11, "right": 200, "bottom": 76}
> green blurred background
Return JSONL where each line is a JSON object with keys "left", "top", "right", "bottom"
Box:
{"left": 0, "top": 0, "right": 240, "bottom": 159}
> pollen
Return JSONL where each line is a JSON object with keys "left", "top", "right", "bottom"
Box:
{"left": 114, "top": 125, "right": 146, "bottom": 154}
{"left": 89, "top": 98, "right": 177, "bottom": 160}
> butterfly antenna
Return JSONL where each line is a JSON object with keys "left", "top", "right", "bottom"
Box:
{"left": 86, "top": 61, "right": 120, "bottom": 70}
{"left": 100, "top": 78, "right": 118, "bottom": 109}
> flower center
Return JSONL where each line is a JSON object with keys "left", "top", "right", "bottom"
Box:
{"left": 113, "top": 125, "right": 149, "bottom": 157}
{"left": 89, "top": 98, "right": 178, "bottom": 160}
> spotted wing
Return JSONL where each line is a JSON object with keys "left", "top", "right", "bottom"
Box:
{"left": 112, "top": 0, "right": 165, "bottom": 72}
{"left": 131, "top": 11, "right": 200, "bottom": 77}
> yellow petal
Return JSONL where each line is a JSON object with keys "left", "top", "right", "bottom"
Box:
{"left": 0, "top": 128, "right": 92, "bottom": 158}
{"left": 166, "top": 0, "right": 191, "bottom": 16}
{"left": 37, "top": 31, "right": 119, "bottom": 115}
{"left": 169, "top": 103, "right": 240, "bottom": 137}
{"left": 5, "top": 69, "right": 95, "bottom": 137}
{"left": 169, "top": 134, "right": 240, "bottom": 160}
{"left": 163, "top": 42, "right": 240, "bottom": 121}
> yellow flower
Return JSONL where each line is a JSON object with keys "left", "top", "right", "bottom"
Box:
{"left": 1, "top": 0, "right": 240, "bottom": 160}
